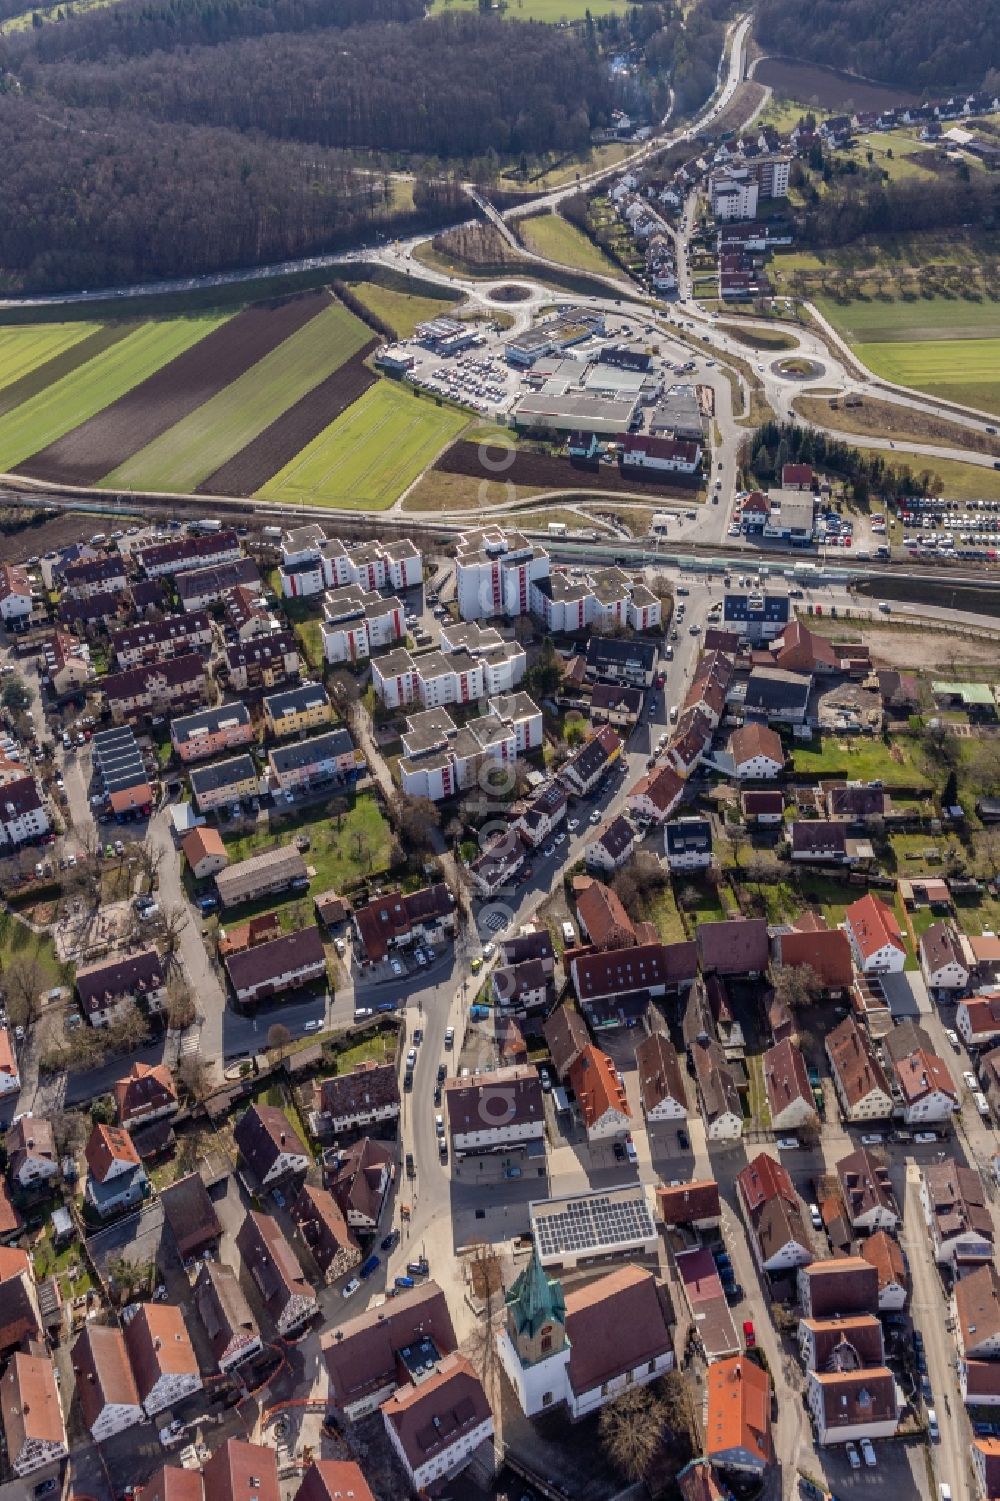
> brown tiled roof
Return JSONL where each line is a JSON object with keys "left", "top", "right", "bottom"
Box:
{"left": 290, "top": 1184, "right": 358, "bottom": 1277}
{"left": 194, "top": 1260, "right": 259, "bottom": 1370}
{"left": 845, "top": 892, "right": 904, "bottom": 961}
{"left": 76, "top": 949, "right": 165, "bottom": 1017}
{"left": 967, "top": 1364, "right": 1000, "bottom": 1401}
{"left": 353, "top": 883, "right": 453, "bottom": 963}
{"left": 692, "top": 1037, "right": 740, "bottom": 1124}
{"left": 123, "top": 1304, "right": 199, "bottom": 1402}
{"left": 799, "top": 1257, "right": 879, "bottom": 1318}
{"left": 0, "top": 1266, "right": 42, "bottom": 1353}
{"left": 114, "top": 1061, "right": 178, "bottom": 1125}
{"left": 85, "top": 1123, "right": 140, "bottom": 1183}
{"left": 141, "top": 1466, "right": 205, "bottom": 1501}
{"left": 234, "top": 1103, "right": 308, "bottom": 1182}
{"left": 381, "top": 1352, "right": 491, "bottom": 1472}
{"left": 920, "top": 920, "right": 967, "bottom": 976}
{"left": 809, "top": 1367, "right": 897, "bottom": 1432}
{"left": 572, "top": 940, "right": 698, "bottom": 1001}
{"left": 860, "top": 1231, "right": 907, "bottom": 1294}
{"left": 5, "top": 1116, "right": 55, "bottom": 1176}
{"left": 573, "top": 876, "right": 637, "bottom": 948}
{"left": 543, "top": 1005, "right": 590, "bottom": 1079}
{"left": 628, "top": 761, "right": 685, "bottom": 815}
{"left": 826, "top": 1015, "right": 891, "bottom": 1109}
{"left": 923, "top": 1159, "right": 994, "bottom": 1245}
{"left": 72, "top": 1324, "right": 139, "bottom": 1429}
{"left": 320, "top": 1060, "right": 400, "bottom": 1123}
{"left": 837, "top": 1148, "right": 897, "bottom": 1224}
{"left": 235, "top": 1211, "right": 316, "bottom": 1323}
{"left": 180, "top": 827, "right": 227, "bottom": 869}
{"left": 706, "top": 1355, "right": 772, "bottom": 1467}
{"left": 800, "top": 1315, "right": 885, "bottom": 1369}
{"left": 444, "top": 1066, "right": 544, "bottom": 1136}
{"left": 956, "top": 1263, "right": 1000, "bottom": 1352}
{"left": 322, "top": 1282, "right": 456, "bottom": 1410}
{"left": 730, "top": 722, "right": 783, "bottom": 768}
{"left": 295, "top": 1461, "right": 377, "bottom": 1501}
{"left": 225, "top": 927, "right": 325, "bottom": 996}
{"left": 0, "top": 1352, "right": 66, "bottom": 1454}
{"left": 568, "top": 1045, "right": 631, "bottom": 1129}
{"left": 656, "top": 1179, "right": 721, "bottom": 1225}
{"left": 776, "top": 927, "right": 853, "bottom": 989}
{"left": 201, "top": 1440, "right": 280, "bottom": 1501}
{"left": 160, "top": 1172, "right": 222, "bottom": 1258}
{"left": 762, "top": 1038, "right": 815, "bottom": 1120}
{"left": 636, "top": 1031, "right": 686, "bottom": 1115}
{"left": 564, "top": 1265, "right": 673, "bottom": 1397}
{"left": 697, "top": 917, "right": 769, "bottom": 975}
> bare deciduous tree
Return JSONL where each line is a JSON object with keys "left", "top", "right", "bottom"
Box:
{"left": 770, "top": 961, "right": 823, "bottom": 1011}
{"left": 599, "top": 1384, "right": 667, "bottom": 1481}
{"left": 4, "top": 958, "right": 46, "bottom": 1027}
{"left": 165, "top": 979, "right": 196, "bottom": 1032}
{"left": 267, "top": 1022, "right": 292, "bottom": 1053}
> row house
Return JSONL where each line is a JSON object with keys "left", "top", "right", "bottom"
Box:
{"left": 103, "top": 653, "right": 207, "bottom": 724}
{"left": 42, "top": 630, "right": 94, "bottom": 697}
{"left": 797, "top": 1258, "right": 879, "bottom": 1321}
{"left": 194, "top": 1259, "right": 262, "bottom": 1375}
{"left": 263, "top": 682, "right": 333, "bottom": 739}
{"left": 236, "top": 1211, "right": 317, "bottom": 1336}
{"left": 226, "top": 927, "right": 327, "bottom": 1008}
{"left": 921, "top": 1159, "right": 994, "bottom": 1266}
{"left": 320, "top": 585, "right": 405, "bottom": 665}
{"left": 882, "top": 1020, "right": 959, "bottom": 1124}
{"left": 136, "top": 530, "right": 242, "bottom": 578}
{"left": 110, "top": 612, "right": 213, "bottom": 669}
{"left": 225, "top": 633, "right": 300, "bottom": 694}
{"left": 176, "top": 558, "right": 261, "bottom": 612}
{"left": 189, "top": 753, "right": 261, "bottom": 814}
{"left": 825, "top": 1016, "right": 893, "bottom": 1122}
{"left": 268, "top": 727, "right": 364, "bottom": 794}
{"left": 319, "top": 1061, "right": 401, "bottom": 1135}
{"left": 860, "top": 1231, "right": 909, "bottom": 1312}
{"left": 61, "top": 554, "right": 128, "bottom": 600}
{"left": 562, "top": 725, "right": 623, "bottom": 797}
{"left": 170, "top": 701, "right": 254, "bottom": 764}
{"left": 0, "top": 773, "right": 50, "bottom": 849}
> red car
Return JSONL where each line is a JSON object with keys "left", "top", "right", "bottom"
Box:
{"left": 743, "top": 1320, "right": 756, "bottom": 1348}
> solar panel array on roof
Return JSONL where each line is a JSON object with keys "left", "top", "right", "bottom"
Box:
{"left": 532, "top": 1191, "right": 655, "bottom": 1259}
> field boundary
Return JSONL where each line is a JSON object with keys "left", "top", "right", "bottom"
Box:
{"left": 0, "top": 324, "right": 135, "bottom": 420}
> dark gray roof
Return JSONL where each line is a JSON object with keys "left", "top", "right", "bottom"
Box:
{"left": 269, "top": 728, "right": 356, "bottom": 774}
{"left": 189, "top": 754, "right": 257, "bottom": 796}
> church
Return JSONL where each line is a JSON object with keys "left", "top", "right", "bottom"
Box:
{"left": 496, "top": 1250, "right": 675, "bottom": 1421}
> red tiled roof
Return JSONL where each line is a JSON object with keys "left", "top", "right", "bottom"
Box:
{"left": 846, "top": 893, "right": 904, "bottom": 961}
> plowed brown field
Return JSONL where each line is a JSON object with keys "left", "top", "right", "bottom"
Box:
{"left": 17, "top": 291, "right": 331, "bottom": 487}
{"left": 435, "top": 439, "right": 702, "bottom": 498}
{"left": 196, "top": 339, "right": 378, "bottom": 497}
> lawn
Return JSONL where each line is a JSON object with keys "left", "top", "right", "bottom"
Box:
{"left": 866, "top": 448, "right": 1000, "bottom": 501}
{"left": 790, "top": 735, "right": 932, "bottom": 789}
{"left": 0, "top": 316, "right": 226, "bottom": 473}
{"left": 349, "top": 284, "right": 455, "bottom": 339}
{"left": 0, "top": 910, "right": 69, "bottom": 989}
{"left": 520, "top": 213, "right": 620, "bottom": 278}
{"left": 103, "top": 301, "right": 370, "bottom": 491}
{"left": 851, "top": 339, "right": 1000, "bottom": 417}
{"left": 431, "top": 0, "right": 631, "bottom": 19}
{"left": 0, "top": 323, "right": 103, "bottom": 392}
{"left": 637, "top": 883, "right": 687, "bottom": 943}
{"left": 259, "top": 381, "right": 468, "bottom": 510}
{"left": 32, "top": 1225, "right": 94, "bottom": 1299}
{"left": 222, "top": 790, "right": 393, "bottom": 892}
{"left": 329, "top": 1031, "right": 397, "bottom": 1072}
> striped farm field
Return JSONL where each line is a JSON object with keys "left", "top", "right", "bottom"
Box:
{"left": 20, "top": 293, "right": 328, "bottom": 487}
{"left": 853, "top": 339, "right": 1000, "bottom": 417}
{"left": 104, "top": 299, "right": 370, "bottom": 493}
{"left": 0, "top": 317, "right": 225, "bottom": 475}
{"left": 259, "top": 382, "right": 467, "bottom": 510}
{"left": 0, "top": 323, "right": 103, "bottom": 393}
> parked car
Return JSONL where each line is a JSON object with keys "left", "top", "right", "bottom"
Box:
{"left": 860, "top": 1438, "right": 877, "bottom": 1468}
{"left": 407, "top": 1257, "right": 430, "bottom": 1277}
{"left": 381, "top": 1230, "right": 399, "bottom": 1252}
{"left": 846, "top": 1444, "right": 861, "bottom": 1471}
{"left": 394, "top": 1275, "right": 415, "bottom": 1290}
{"left": 742, "top": 1320, "right": 756, "bottom": 1348}
{"left": 341, "top": 1278, "right": 361, "bottom": 1300}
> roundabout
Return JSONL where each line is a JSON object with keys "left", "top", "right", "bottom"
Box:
{"left": 772, "top": 355, "right": 826, "bottom": 381}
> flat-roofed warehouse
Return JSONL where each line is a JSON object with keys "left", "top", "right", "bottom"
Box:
{"left": 512, "top": 391, "right": 637, "bottom": 437}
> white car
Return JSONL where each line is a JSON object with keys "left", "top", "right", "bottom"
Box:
{"left": 303, "top": 1019, "right": 321, "bottom": 1033}
{"left": 964, "top": 1071, "right": 977, "bottom": 1090}
{"left": 554, "top": 832, "right": 566, "bottom": 846}
{"left": 914, "top": 1132, "right": 937, "bottom": 1144}
{"left": 860, "top": 1133, "right": 884, "bottom": 1146}
{"left": 483, "top": 941, "right": 496, "bottom": 959}
{"left": 846, "top": 1443, "right": 861, "bottom": 1470}
{"left": 567, "top": 818, "right": 579, "bottom": 832}
{"left": 860, "top": 1438, "right": 876, "bottom": 1468}
{"left": 342, "top": 1277, "right": 361, "bottom": 1299}
{"left": 589, "top": 809, "right": 602, "bottom": 824}
{"left": 390, "top": 958, "right": 403, "bottom": 977}
{"left": 945, "top": 1028, "right": 961, "bottom": 1049}
{"left": 808, "top": 1202, "right": 822, "bottom": 1229}
{"left": 776, "top": 1137, "right": 800, "bottom": 1151}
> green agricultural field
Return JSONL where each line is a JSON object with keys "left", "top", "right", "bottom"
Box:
{"left": 431, "top": 0, "right": 630, "bottom": 19}
{"left": 813, "top": 294, "right": 1000, "bottom": 344}
{"left": 0, "top": 323, "right": 103, "bottom": 392}
{"left": 349, "top": 285, "right": 455, "bottom": 339}
{"left": 852, "top": 339, "right": 1000, "bottom": 417}
{"left": 260, "top": 381, "right": 468, "bottom": 510}
{"left": 0, "top": 316, "right": 226, "bottom": 474}
{"left": 519, "top": 213, "right": 620, "bottom": 277}
{"left": 104, "top": 302, "right": 370, "bottom": 492}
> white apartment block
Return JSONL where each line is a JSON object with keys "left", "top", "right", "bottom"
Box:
{"left": 321, "top": 585, "right": 405, "bottom": 665}
{"left": 399, "top": 696, "right": 540, "bottom": 802}
{"left": 710, "top": 170, "right": 759, "bottom": 221}
{"left": 456, "top": 527, "right": 550, "bottom": 621}
{"left": 280, "top": 527, "right": 421, "bottom": 599}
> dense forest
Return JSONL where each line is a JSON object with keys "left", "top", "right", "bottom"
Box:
{"left": 796, "top": 175, "right": 1000, "bottom": 248}
{"left": 755, "top": 0, "right": 1000, "bottom": 93}
{"left": 0, "top": 0, "right": 733, "bottom": 290}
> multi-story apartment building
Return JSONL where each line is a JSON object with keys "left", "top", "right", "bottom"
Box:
{"left": 224, "top": 633, "right": 300, "bottom": 694}
{"left": 103, "top": 653, "right": 207, "bottom": 724}
{"left": 189, "top": 754, "right": 261, "bottom": 813}
{"left": 136, "top": 530, "right": 242, "bottom": 578}
{"left": 455, "top": 527, "right": 550, "bottom": 621}
{"left": 399, "top": 706, "right": 518, "bottom": 802}
{"left": 110, "top": 613, "right": 213, "bottom": 669}
{"left": 263, "top": 682, "right": 333, "bottom": 739}
{"left": 170, "top": 702, "right": 254, "bottom": 764}
{"left": 267, "top": 727, "right": 363, "bottom": 793}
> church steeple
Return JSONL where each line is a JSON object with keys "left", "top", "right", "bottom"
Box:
{"left": 505, "top": 1249, "right": 567, "bottom": 1364}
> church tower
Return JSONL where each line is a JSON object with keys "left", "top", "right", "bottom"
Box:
{"left": 496, "top": 1249, "right": 571, "bottom": 1416}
